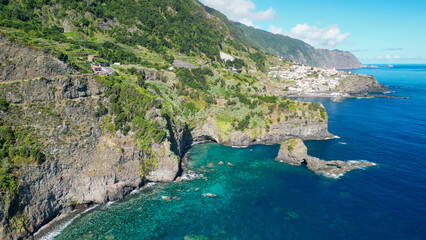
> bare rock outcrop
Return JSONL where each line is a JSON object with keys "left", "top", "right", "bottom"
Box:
{"left": 0, "top": 34, "right": 74, "bottom": 82}
{"left": 192, "top": 117, "right": 333, "bottom": 147}
{"left": 0, "top": 76, "right": 176, "bottom": 239}
{"left": 336, "top": 73, "right": 388, "bottom": 95}
{"left": 275, "top": 139, "right": 375, "bottom": 178}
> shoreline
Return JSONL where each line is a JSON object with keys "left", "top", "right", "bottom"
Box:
{"left": 33, "top": 133, "right": 338, "bottom": 239}
{"left": 33, "top": 181, "right": 160, "bottom": 239}
{"left": 284, "top": 92, "right": 408, "bottom": 102}
{"left": 33, "top": 206, "right": 98, "bottom": 240}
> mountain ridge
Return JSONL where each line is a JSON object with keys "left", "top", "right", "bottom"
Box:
{"left": 229, "top": 21, "right": 363, "bottom": 69}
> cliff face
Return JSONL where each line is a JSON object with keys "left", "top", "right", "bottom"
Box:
{"left": 312, "top": 49, "right": 363, "bottom": 70}
{"left": 0, "top": 34, "right": 74, "bottom": 82}
{"left": 192, "top": 117, "right": 331, "bottom": 147}
{"left": 0, "top": 75, "right": 184, "bottom": 239}
{"left": 0, "top": 76, "right": 140, "bottom": 239}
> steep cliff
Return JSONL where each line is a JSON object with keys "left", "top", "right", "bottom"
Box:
{"left": 0, "top": 74, "right": 183, "bottom": 239}
{"left": 0, "top": 34, "right": 74, "bottom": 82}
{"left": 0, "top": 76, "right": 137, "bottom": 238}
{"left": 192, "top": 115, "right": 331, "bottom": 147}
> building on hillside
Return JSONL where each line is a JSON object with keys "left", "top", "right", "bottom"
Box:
{"left": 91, "top": 64, "right": 103, "bottom": 74}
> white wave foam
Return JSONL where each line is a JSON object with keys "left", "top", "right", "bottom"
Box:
{"left": 325, "top": 135, "right": 340, "bottom": 140}
{"left": 347, "top": 160, "right": 376, "bottom": 165}
{"left": 130, "top": 182, "right": 156, "bottom": 195}
{"left": 181, "top": 173, "right": 204, "bottom": 181}
{"left": 35, "top": 205, "right": 99, "bottom": 240}
{"left": 319, "top": 171, "right": 343, "bottom": 179}
{"left": 347, "top": 160, "right": 377, "bottom": 169}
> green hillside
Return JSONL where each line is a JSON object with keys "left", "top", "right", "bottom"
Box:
{"left": 229, "top": 22, "right": 362, "bottom": 69}
{"left": 230, "top": 22, "right": 317, "bottom": 64}
{"left": 201, "top": 4, "right": 361, "bottom": 69}
{"left": 0, "top": 0, "right": 246, "bottom": 69}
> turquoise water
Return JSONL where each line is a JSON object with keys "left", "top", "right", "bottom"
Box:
{"left": 55, "top": 64, "right": 426, "bottom": 240}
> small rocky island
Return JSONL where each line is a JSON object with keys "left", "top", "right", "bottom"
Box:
{"left": 275, "top": 139, "right": 375, "bottom": 178}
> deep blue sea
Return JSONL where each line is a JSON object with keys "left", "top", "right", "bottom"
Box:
{"left": 54, "top": 64, "right": 426, "bottom": 240}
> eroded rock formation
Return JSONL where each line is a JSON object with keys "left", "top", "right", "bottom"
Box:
{"left": 275, "top": 139, "right": 375, "bottom": 178}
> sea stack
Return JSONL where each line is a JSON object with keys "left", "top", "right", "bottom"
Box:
{"left": 275, "top": 139, "right": 375, "bottom": 178}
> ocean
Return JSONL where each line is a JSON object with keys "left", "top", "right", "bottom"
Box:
{"left": 53, "top": 64, "right": 426, "bottom": 240}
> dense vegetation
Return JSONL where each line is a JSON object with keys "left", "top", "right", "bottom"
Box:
{"left": 0, "top": 0, "right": 231, "bottom": 61}
{"left": 225, "top": 59, "right": 245, "bottom": 70}
{"left": 175, "top": 67, "right": 214, "bottom": 91}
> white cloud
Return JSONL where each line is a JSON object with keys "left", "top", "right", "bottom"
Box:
{"left": 287, "top": 23, "right": 350, "bottom": 48}
{"left": 269, "top": 25, "right": 284, "bottom": 35}
{"left": 380, "top": 55, "right": 401, "bottom": 60}
{"left": 382, "top": 48, "right": 404, "bottom": 51}
{"left": 240, "top": 19, "right": 254, "bottom": 27}
{"left": 360, "top": 55, "right": 402, "bottom": 60}
{"left": 386, "top": 55, "right": 401, "bottom": 59}
{"left": 201, "top": 0, "right": 276, "bottom": 25}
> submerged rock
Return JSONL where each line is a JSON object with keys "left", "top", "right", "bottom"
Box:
{"left": 203, "top": 193, "right": 217, "bottom": 198}
{"left": 184, "top": 234, "right": 211, "bottom": 240}
{"left": 161, "top": 196, "right": 171, "bottom": 202}
{"left": 218, "top": 161, "right": 224, "bottom": 166}
{"left": 275, "top": 139, "right": 375, "bottom": 178}
{"left": 227, "top": 162, "right": 234, "bottom": 167}
{"left": 286, "top": 211, "right": 299, "bottom": 219}
{"left": 207, "top": 163, "right": 215, "bottom": 168}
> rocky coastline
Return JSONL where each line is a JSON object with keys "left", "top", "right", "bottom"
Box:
{"left": 275, "top": 139, "right": 375, "bottom": 178}
{"left": 0, "top": 71, "right": 379, "bottom": 239}
{"left": 285, "top": 92, "right": 408, "bottom": 102}
{"left": 0, "top": 32, "right": 381, "bottom": 240}
{"left": 0, "top": 75, "right": 333, "bottom": 239}
{"left": 31, "top": 127, "right": 334, "bottom": 239}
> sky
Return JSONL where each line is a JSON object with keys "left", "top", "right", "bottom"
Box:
{"left": 200, "top": 0, "right": 426, "bottom": 64}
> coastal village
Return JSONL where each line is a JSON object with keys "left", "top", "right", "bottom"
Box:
{"left": 219, "top": 51, "right": 352, "bottom": 97}
{"left": 268, "top": 64, "right": 347, "bottom": 95}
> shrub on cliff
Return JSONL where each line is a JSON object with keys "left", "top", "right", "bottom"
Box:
{"left": 0, "top": 125, "right": 45, "bottom": 193}
{"left": 0, "top": 97, "right": 9, "bottom": 111}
